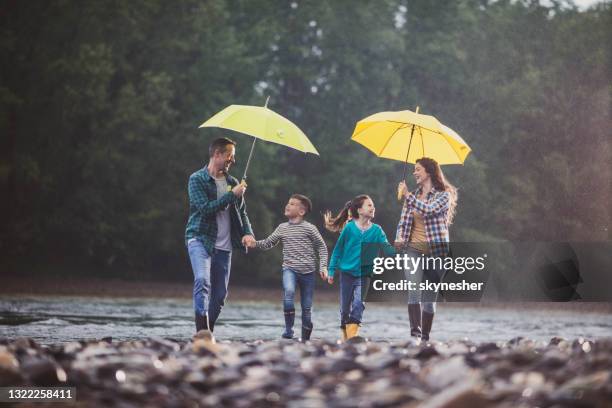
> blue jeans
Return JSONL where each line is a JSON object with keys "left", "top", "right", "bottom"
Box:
{"left": 282, "top": 268, "right": 314, "bottom": 334}
{"left": 187, "top": 239, "right": 231, "bottom": 329}
{"left": 404, "top": 246, "right": 442, "bottom": 314}
{"left": 339, "top": 271, "right": 370, "bottom": 325}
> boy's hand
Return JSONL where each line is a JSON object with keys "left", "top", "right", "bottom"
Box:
{"left": 319, "top": 268, "right": 328, "bottom": 280}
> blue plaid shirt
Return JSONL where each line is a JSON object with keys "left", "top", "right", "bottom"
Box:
{"left": 396, "top": 186, "right": 451, "bottom": 257}
{"left": 185, "top": 167, "right": 253, "bottom": 253}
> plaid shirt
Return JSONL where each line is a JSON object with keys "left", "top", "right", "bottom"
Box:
{"left": 185, "top": 167, "right": 253, "bottom": 254}
{"left": 396, "top": 186, "right": 451, "bottom": 257}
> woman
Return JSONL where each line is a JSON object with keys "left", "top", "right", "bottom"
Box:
{"left": 395, "top": 157, "right": 457, "bottom": 341}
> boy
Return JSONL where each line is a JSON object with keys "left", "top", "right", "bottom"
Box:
{"left": 247, "top": 194, "right": 328, "bottom": 340}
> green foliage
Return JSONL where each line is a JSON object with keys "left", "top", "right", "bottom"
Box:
{"left": 1, "top": 0, "right": 609, "bottom": 282}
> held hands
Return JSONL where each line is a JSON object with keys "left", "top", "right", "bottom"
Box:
{"left": 241, "top": 235, "right": 256, "bottom": 248}
{"left": 394, "top": 240, "right": 405, "bottom": 251}
{"left": 327, "top": 276, "right": 334, "bottom": 284}
{"left": 232, "top": 180, "right": 247, "bottom": 198}
{"left": 319, "top": 268, "right": 328, "bottom": 280}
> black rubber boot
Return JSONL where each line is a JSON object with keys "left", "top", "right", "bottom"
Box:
{"left": 408, "top": 304, "right": 422, "bottom": 338}
{"left": 282, "top": 309, "right": 295, "bottom": 339}
{"left": 195, "top": 313, "right": 210, "bottom": 333}
{"left": 421, "top": 311, "right": 434, "bottom": 341}
{"left": 301, "top": 324, "right": 313, "bottom": 342}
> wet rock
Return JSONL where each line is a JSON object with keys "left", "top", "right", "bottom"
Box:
{"left": 0, "top": 347, "right": 19, "bottom": 370}
{"left": 345, "top": 336, "right": 367, "bottom": 344}
{"left": 328, "top": 357, "right": 364, "bottom": 373}
{"left": 20, "top": 356, "right": 66, "bottom": 385}
{"left": 549, "top": 336, "right": 566, "bottom": 346}
{"left": 475, "top": 342, "right": 499, "bottom": 354}
{"left": 415, "top": 345, "right": 440, "bottom": 360}
{"left": 508, "top": 336, "right": 524, "bottom": 346}
{"left": 1, "top": 335, "right": 611, "bottom": 406}
{"left": 0, "top": 348, "right": 24, "bottom": 386}
{"left": 421, "top": 356, "right": 479, "bottom": 389}
{"left": 421, "top": 380, "right": 488, "bottom": 408}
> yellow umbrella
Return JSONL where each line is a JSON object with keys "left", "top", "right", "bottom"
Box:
{"left": 352, "top": 107, "right": 470, "bottom": 165}
{"left": 351, "top": 107, "right": 471, "bottom": 199}
{"left": 199, "top": 97, "right": 319, "bottom": 181}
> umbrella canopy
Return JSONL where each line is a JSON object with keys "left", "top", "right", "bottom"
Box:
{"left": 199, "top": 98, "right": 319, "bottom": 180}
{"left": 351, "top": 108, "right": 471, "bottom": 165}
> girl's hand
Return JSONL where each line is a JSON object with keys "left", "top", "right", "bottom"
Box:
{"left": 327, "top": 276, "right": 334, "bottom": 284}
{"left": 394, "top": 240, "right": 404, "bottom": 251}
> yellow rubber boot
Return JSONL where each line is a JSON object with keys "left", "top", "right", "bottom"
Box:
{"left": 341, "top": 327, "right": 348, "bottom": 342}
{"left": 345, "top": 323, "right": 360, "bottom": 339}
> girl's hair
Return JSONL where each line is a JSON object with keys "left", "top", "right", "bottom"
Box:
{"left": 416, "top": 157, "right": 458, "bottom": 224}
{"left": 324, "top": 195, "right": 371, "bottom": 232}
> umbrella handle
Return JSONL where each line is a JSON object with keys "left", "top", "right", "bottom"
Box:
{"left": 242, "top": 137, "right": 257, "bottom": 181}
{"left": 397, "top": 106, "right": 419, "bottom": 201}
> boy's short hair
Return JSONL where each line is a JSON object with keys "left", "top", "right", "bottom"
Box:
{"left": 209, "top": 137, "right": 236, "bottom": 158}
{"left": 290, "top": 194, "right": 312, "bottom": 214}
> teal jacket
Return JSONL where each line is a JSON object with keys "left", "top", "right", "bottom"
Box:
{"left": 328, "top": 220, "right": 395, "bottom": 278}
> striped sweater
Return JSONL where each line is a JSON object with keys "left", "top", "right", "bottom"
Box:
{"left": 255, "top": 220, "right": 328, "bottom": 274}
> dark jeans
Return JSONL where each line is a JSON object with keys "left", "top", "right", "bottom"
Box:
{"left": 339, "top": 271, "right": 370, "bottom": 325}
{"left": 403, "top": 246, "right": 442, "bottom": 313}
{"left": 187, "top": 239, "right": 231, "bottom": 329}
{"left": 282, "top": 268, "right": 314, "bottom": 333}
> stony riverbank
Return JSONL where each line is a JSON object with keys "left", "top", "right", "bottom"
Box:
{"left": 0, "top": 335, "right": 610, "bottom": 407}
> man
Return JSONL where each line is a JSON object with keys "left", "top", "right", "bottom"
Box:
{"left": 185, "top": 137, "right": 255, "bottom": 335}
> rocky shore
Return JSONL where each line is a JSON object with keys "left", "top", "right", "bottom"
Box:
{"left": 0, "top": 335, "right": 610, "bottom": 407}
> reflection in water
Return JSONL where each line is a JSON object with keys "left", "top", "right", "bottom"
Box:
{"left": 1, "top": 296, "right": 610, "bottom": 344}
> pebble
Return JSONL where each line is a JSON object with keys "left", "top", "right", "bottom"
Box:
{"left": 0, "top": 335, "right": 609, "bottom": 406}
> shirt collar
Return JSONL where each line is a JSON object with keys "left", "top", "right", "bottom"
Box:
{"left": 414, "top": 185, "right": 439, "bottom": 197}
{"left": 203, "top": 166, "right": 231, "bottom": 183}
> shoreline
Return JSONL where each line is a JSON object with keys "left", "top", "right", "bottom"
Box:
{"left": 1, "top": 275, "right": 611, "bottom": 313}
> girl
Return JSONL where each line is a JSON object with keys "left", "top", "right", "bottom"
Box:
{"left": 395, "top": 157, "right": 457, "bottom": 341}
{"left": 325, "top": 195, "right": 394, "bottom": 340}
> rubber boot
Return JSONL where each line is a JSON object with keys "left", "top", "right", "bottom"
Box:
{"left": 301, "top": 325, "right": 313, "bottom": 342}
{"left": 421, "top": 311, "right": 434, "bottom": 341}
{"left": 195, "top": 312, "right": 210, "bottom": 332}
{"left": 346, "top": 323, "right": 360, "bottom": 339}
{"left": 340, "top": 325, "right": 348, "bottom": 342}
{"left": 282, "top": 309, "right": 295, "bottom": 339}
{"left": 408, "top": 304, "right": 422, "bottom": 338}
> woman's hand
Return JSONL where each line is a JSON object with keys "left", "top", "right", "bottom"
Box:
{"left": 327, "top": 276, "right": 334, "bottom": 284}
{"left": 397, "top": 181, "right": 409, "bottom": 200}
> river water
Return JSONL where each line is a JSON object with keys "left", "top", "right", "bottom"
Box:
{"left": 1, "top": 296, "right": 610, "bottom": 344}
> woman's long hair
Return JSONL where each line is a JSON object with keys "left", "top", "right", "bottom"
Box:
{"left": 324, "top": 195, "right": 371, "bottom": 232}
{"left": 416, "top": 157, "right": 458, "bottom": 225}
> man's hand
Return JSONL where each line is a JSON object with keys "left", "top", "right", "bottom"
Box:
{"left": 241, "top": 234, "right": 255, "bottom": 248}
{"left": 232, "top": 181, "right": 247, "bottom": 197}
{"left": 394, "top": 240, "right": 405, "bottom": 251}
{"left": 319, "top": 268, "right": 328, "bottom": 280}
